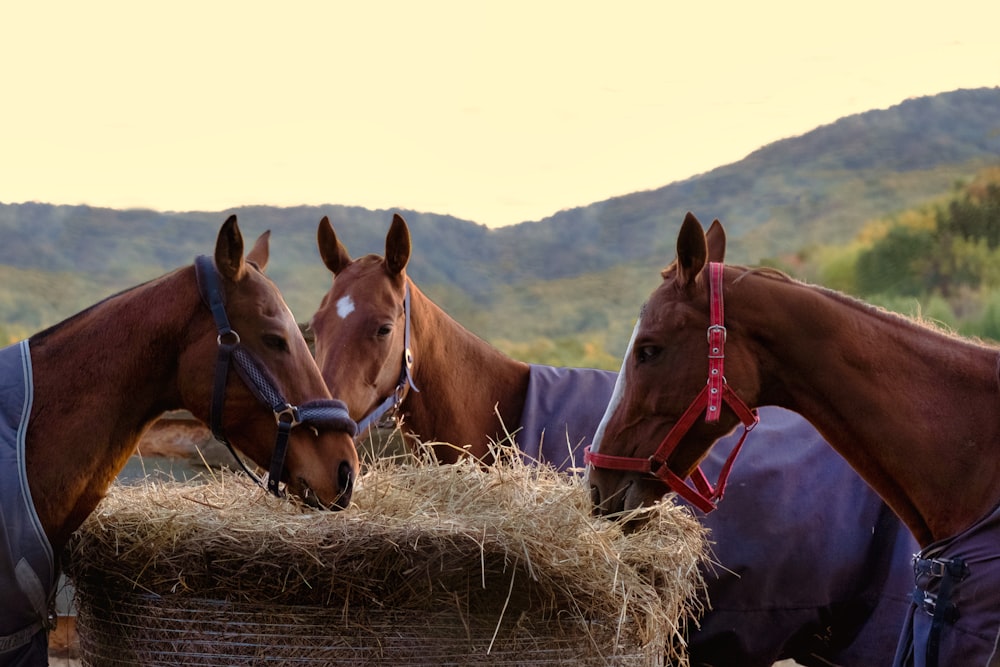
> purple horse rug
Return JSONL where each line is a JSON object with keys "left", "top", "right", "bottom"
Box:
{"left": 518, "top": 364, "right": 917, "bottom": 666}
{"left": 892, "top": 501, "right": 1000, "bottom": 667}
{"left": 0, "top": 340, "right": 55, "bottom": 666}
{"left": 517, "top": 364, "right": 618, "bottom": 470}
{"left": 694, "top": 407, "right": 917, "bottom": 667}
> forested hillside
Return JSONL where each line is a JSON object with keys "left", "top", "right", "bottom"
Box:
{"left": 1, "top": 87, "right": 998, "bottom": 363}
{"left": 794, "top": 166, "right": 1000, "bottom": 342}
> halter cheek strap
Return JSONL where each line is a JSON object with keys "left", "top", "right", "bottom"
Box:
{"left": 355, "top": 281, "right": 419, "bottom": 435}
{"left": 194, "top": 256, "right": 357, "bottom": 497}
{"left": 585, "top": 261, "right": 759, "bottom": 513}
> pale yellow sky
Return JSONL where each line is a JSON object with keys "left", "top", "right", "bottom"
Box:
{"left": 1, "top": 1, "right": 998, "bottom": 228}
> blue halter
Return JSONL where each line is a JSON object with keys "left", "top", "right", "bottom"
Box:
{"left": 194, "top": 255, "right": 357, "bottom": 497}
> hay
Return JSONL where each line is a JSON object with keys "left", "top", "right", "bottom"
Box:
{"left": 64, "top": 445, "right": 708, "bottom": 666}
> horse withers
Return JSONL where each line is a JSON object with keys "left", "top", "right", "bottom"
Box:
{"left": 587, "top": 212, "right": 1000, "bottom": 666}
{"left": 311, "top": 213, "right": 916, "bottom": 667}
{"left": 1, "top": 216, "right": 358, "bottom": 665}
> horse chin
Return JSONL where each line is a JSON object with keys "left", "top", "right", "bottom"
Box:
{"left": 290, "top": 472, "right": 353, "bottom": 511}
{"left": 617, "top": 478, "right": 669, "bottom": 530}
{"left": 590, "top": 473, "right": 667, "bottom": 530}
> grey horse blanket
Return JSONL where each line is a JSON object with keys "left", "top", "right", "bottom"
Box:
{"left": 0, "top": 340, "right": 54, "bottom": 666}
{"left": 519, "top": 364, "right": 917, "bottom": 666}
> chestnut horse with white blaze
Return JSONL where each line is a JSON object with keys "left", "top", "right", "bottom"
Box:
{"left": 311, "top": 213, "right": 917, "bottom": 667}
{"left": 311, "top": 213, "right": 533, "bottom": 464}
{"left": 588, "top": 212, "right": 1000, "bottom": 666}
{"left": 1, "top": 216, "right": 358, "bottom": 665}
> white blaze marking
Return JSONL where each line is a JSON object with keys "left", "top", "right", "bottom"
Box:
{"left": 336, "top": 295, "right": 355, "bottom": 319}
{"left": 590, "top": 315, "right": 642, "bottom": 455}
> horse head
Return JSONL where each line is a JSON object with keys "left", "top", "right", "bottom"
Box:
{"left": 181, "top": 216, "right": 359, "bottom": 509}
{"left": 588, "top": 212, "right": 761, "bottom": 523}
{"left": 311, "top": 213, "right": 416, "bottom": 434}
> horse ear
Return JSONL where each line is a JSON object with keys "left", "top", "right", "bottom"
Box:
{"left": 385, "top": 213, "right": 411, "bottom": 276}
{"left": 247, "top": 230, "right": 270, "bottom": 271}
{"left": 675, "top": 212, "right": 708, "bottom": 286}
{"left": 706, "top": 219, "right": 726, "bottom": 263}
{"left": 215, "top": 215, "right": 246, "bottom": 281}
{"left": 317, "top": 216, "right": 352, "bottom": 275}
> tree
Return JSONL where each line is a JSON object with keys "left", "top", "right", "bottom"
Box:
{"left": 855, "top": 224, "right": 935, "bottom": 297}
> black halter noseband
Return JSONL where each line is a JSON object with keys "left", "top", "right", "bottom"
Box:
{"left": 194, "top": 255, "right": 357, "bottom": 497}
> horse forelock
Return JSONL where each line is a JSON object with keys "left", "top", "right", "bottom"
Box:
{"left": 354, "top": 253, "right": 393, "bottom": 274}
{"left": 333, "top": 255, "right": 406, "bottom": 298}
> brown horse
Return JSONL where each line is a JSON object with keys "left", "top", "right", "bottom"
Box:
{"left": 587, "top": 212, "right": 1000, "bottom": 666}
{"left": 311, "top": 213, "right": 919, "bottom": 667}
{"left": 1, "top": 216, "right": 358, "bottom": 664}
{"left": 311, "top": 213, "right": 532, "bottom": 464}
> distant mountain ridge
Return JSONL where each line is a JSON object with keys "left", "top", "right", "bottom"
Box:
{"left": 1, "top": 87, "right": 998, "bottom": 340}
{"left": 496, "top": 87, "right": 1000, "bottom": 275}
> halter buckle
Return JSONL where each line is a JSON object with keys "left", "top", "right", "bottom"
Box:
{"left": 914, "top": 556, "right": 969, "bottom": 580}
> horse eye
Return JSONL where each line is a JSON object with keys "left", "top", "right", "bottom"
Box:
{"left": 262, "top": 334, "right": 290, "bottom": 352}
{"left": 636, "top": 345, "right": 660, "bottom": 364}
{"left": 376, "top": 324, "right": 393, "bottom": 338}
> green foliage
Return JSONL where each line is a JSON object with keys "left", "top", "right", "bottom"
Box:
{"left": 855, "top": 224, "right": 937, "bottom": 296}
{"left": 920, "top": 294, "right": 959, "bottom": 328}
{"left": 854, "top": 167, "right": 1000, "bottom": 299}
{"left": 814, "top": 244, "right": 862, "bottom": 294}
{"left": 0, "top": 264, "right": 116, "bottom": 333}
{"left": 493, "top": 336, "right": 622, "bottom": 371}
{"left": 938, "top": 181, "right": 1000, "bottom": 248}
{"left": 444, "top": 260, "right": 659, "bottom": 364}
{"left": 972, "top": 290, "right": 1000, "bottom": 341}
{"left": 812, "top": 165, "right": 1000, "bottom": 343}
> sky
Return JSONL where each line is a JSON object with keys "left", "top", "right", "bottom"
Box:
{"left": 2, "top": 2, "right": 998, "bottom": 229}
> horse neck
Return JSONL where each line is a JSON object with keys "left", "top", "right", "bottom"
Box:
{"left": 736, "top": 274, "right": 1000, "bottom": 545}
{"left": 26, "top": 269, "right": 195, "bottom": 550}
{"left": 402, "top": 283, "right": 530, "bottom": 461}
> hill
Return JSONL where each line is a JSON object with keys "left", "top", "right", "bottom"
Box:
{"left": 495, "top": 86, "right": 1000, "bottom": 275}
{"left": 1, "top": 87, "right": 998, "bottom": 354}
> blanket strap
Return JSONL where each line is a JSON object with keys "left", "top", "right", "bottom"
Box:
{"left": 0, "top": 617, "right": 47, "bottom": 653}
{"left": 911, "top": 555, "right": 969, "bottom": 667}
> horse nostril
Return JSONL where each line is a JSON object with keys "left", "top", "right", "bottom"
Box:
{"left": 338, "top": 461, "right": 354, "bottom": 497}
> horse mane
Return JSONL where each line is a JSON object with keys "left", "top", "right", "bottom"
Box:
{"left": 355, "top": 254, "right": 391, "bottom": 270}
{"left": 737, "top": 265, "right": 1000, "bottom": 351}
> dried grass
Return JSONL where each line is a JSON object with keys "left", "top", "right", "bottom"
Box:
{"left": 64, "top": 442, "right": 707, "bottom": 666}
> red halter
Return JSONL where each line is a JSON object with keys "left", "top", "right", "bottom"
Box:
{"left": 585, "top": 262, "right": 759, "bottom": 513}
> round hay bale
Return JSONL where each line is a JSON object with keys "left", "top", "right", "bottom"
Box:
{"left": 64, "top": 450, "right": 707, "bottom": 666}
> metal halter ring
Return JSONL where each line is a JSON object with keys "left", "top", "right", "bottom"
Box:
{"left": 274, "top": 404, "right": 302, "bottom": 427}
{"left": 218, "top": 330, "right": 241, "bottom": 346}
